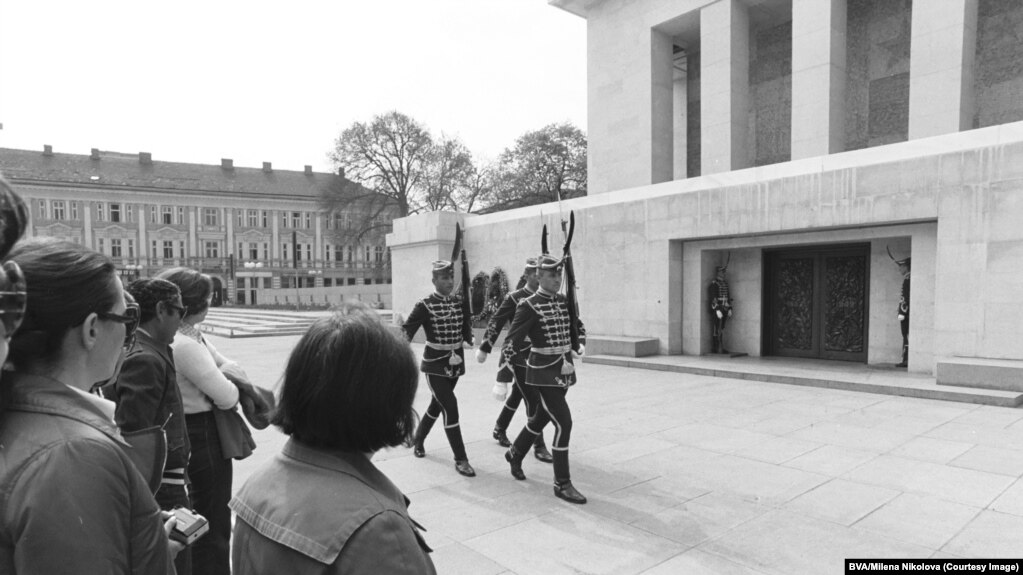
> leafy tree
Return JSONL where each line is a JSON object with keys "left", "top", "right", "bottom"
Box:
{"left": 483, "top": 123, "right": 586, "bottom": 213}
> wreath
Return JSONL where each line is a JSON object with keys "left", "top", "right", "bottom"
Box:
{"left": 472, "top": 267, "right": 510, "bottom": 324}
{"left": 470, "top": 271, "right": 489, "bottom": 323}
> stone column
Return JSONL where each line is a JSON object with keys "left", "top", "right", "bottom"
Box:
{"left": 672, "top": 51, "right": 689, "bottom": 179}
{"left": 700, "top": 0, "right": 749, "bottom": 174}
{"left": 791, "top": 0, "right": 847, "bottom": 159}
{"left": 651, "top": 29, "right": 674, "bottom": 184}
{"left": 908, "top": 0, "right": 978, "bottom": 139}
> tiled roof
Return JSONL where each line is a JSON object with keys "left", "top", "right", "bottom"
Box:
{"left": 0, "top": 147, "right": 343, "bottom": 199}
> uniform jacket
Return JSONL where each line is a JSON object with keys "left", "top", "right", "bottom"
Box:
{"left": 402, "top": 292, "right": 473, "bottom": 378}
{"left": 111, "top": 329, "right": 190, "bottom": 484}
{"left": 480, "top": 286, "right": 535, "bottom": 381}
{"left": 504, "top": 289, "right": 586, "bottom": 388}
{"left": 0, "top": 373, "right": 173, "bottom": 574}
{"left": 898, "top": 275, "right": 911, "bottom": 321}
{"left": 708, "top": 278, "right": 732, "bottom": 313}
{"left": 230, "top": 439, "right": 435, "bottom": 575}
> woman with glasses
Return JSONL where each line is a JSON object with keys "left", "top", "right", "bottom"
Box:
{"left": 156, "top": 267, "right": 243, "bottom": 575}
{"left": 0, "top": 238, "right": 177, "bottom": 574}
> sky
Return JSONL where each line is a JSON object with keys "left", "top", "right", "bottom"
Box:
{"left": 0, "top": 0, "right": 587, "bottom": 173}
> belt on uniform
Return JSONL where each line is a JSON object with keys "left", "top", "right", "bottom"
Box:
{"left": 426, "top": 341, "right": 462, "bottom": 350}
{"left": 532, "top": 344, "right": 571, "bottom": 355}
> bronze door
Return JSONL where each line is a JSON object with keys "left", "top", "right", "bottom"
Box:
{"left": 763, "top": 245, "right": 870, "bottom": 362}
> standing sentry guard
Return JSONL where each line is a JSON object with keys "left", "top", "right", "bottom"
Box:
{"left": 708, "top": 254, "right": 733, "bottom": 354}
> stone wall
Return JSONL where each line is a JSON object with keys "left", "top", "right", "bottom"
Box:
{"left": 974, "top": 0, "right": 1023, "bottom": 128}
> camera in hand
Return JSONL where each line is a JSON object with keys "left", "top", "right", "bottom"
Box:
{"left": 170, "top": 507, "right": 209, "bottom": 545}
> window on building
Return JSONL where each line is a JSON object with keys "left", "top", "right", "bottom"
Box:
{"left": 347, "top": 245, "right": 354, "bottom": 262}
{"left": 127, "top": 239, "right": 135, "bottom": 259}
{"left": 110, "top": 239, "right": 122, "bottom": 257}
{"left": 304, "top": 212, "right": 311, "bottom": 229}
{"left": 97, "top": 238, "right": 105, "bottom": 254}
{"left": 364, "top": 245, "right": 371, "bottom": 262}
{"left": 163, "top": 241, "right": 174, "bottom": 258}
{"left": 291, "top": 212, "right": 301, "bottom": 228}
{"left": 94, "top": 202, "right": 106, "bottom": 222}
{"left": 204, "top": 241, "right": 219, "bottom": 258}
{"left": 162, "top": 206, "right": 173, "bottom": 224}
{"left": 334, "top": 245, "right": 342, "bottom": 262}
{"left": 304, "top": 244, "right": 312, "bottom": 262}
{"left": 71, "top": 202, "right": 79, "bottom": 220}
{"left": 109, "top": 203, "right": 121, "bottom": 223}
{"left": 261, "top": 210, "right": 269, "bottom": 228}
{"left": 249, "top": 242, "right": 259, "bottom": 260}
{"left": 347, "top": 278, "right": 356, "bottom": 286}
{"left": 37, "top": 200, "right": 47, "bottom": 219}
{"left": 176, "top": 206, "right": 185, "bottom": 225}
{"left": 237, "top": 210, "right": 245, "bottom": 227}
{"left": 179, "top": 241, "right": 186, "bottom": 258}
{"left": 52, "top": 201, "right": 66, "bottom": 220}
{"left": 125, "top": 205, "right": 135, "bottom": 223}
{"left": 247, "top": 209, "right": 259, "bottom": 227}
{"left": 263, "top": 277, "right": 272, "bottom": 289}
{"left": 149, "top": 205, "right": 157, "bottom": 223}
{"left": 262, "top": 242, "right": 269, "bottom": 260}
{"left": 151, "top": 240, "right": 158, "bottom": 258}
{"left": 375, "top": 246, "right": 384, "bottom": 263}
{"left": 281, "top": 213, "right": 288, "bottom": 228}
{"left": 203, "top": 208, "right": 218, "bottom": 226}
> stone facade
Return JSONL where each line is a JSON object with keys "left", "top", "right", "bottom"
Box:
{"left": 388, "top": 0, "right": 1023, "bottom": 377}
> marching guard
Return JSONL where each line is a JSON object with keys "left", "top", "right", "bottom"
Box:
{"left": 708, "top": 258, "right": 733, "bottom": 354}
{"left": 476, "top": 257, "right": 553, "bottom": 464}
{"left": 403, "top": 225, "right": 476, "bottom": 477}
{"left": 503, "top": 218, "right": 588, "bottom": 504}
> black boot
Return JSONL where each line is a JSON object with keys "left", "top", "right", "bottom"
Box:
{"left": 719, "top": 333, "right": 730, "bottom": 354}
{"left": 505, "top": 447, "right": 526, "bottom": 480}
{"left": 413, "top": 415, "right": 436, "bottom": 458}
{"left": 533, "top": 436, "right": 553, "bottom": 463}
{"left": 896, "top": 344, "right": 908, "bottom": 368}
{"left": 454, "top": 460, "right": 476, "bottom": 477}
{"left": 554, "top": 481, "right": 587, "bottom": 504}
{"left": 711, "top": 334, "right": 720, "bottom": 354}
{"left": 492, "top": 427, "right": 512, "bottom": 448}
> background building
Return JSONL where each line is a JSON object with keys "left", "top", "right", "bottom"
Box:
{"left": 0, "top": 146, "right": 392, "bottom": 307}
{"left": 389, "top": 0, "right": 1023, "bottom": 388}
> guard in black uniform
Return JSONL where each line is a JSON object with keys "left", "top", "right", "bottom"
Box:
{"left": 476, "top": 257, "right": 552, "bottom": 463}
{"left": 895, "top": 256, "right": 911, "bottom": 368}
{"left": 502, "top": 254, "right": 587, "bottom": 504}
{"left": 403, "top": 260, "right": 476, "bottom": 477}
{"left": 708, "top": 264, "right": 733, "bottom": 354}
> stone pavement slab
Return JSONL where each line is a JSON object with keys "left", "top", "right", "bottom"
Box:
{"left": 209, "top": 334, "right": 1023, "bottom": 575}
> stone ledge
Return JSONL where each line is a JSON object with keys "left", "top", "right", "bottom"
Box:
{"left": 936, "top": 357, "right": 1023, "bottom": 392}
{"left": 586, "top": 336, "right": 659, "bottom": 358}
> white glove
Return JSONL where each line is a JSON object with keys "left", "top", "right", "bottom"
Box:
{"left": 572, "top": 344, "right": 585, "bottom": 358}
{"left": 491, "top": 381, "right": 508, "bottom": 401}
{"left": 898, "top": 314, "right": 905, "bottom": 321}
{"left": 475, "top": 349, "right": 488, "bottom": 363}
{"left": 727, "top": 309, "right": 733, "bottom": 318}
{"left": 716, "top": 310, "right": 723, "bottom": 319}
{"left": 463, "top": 339, "right": 475, "bottom": 349}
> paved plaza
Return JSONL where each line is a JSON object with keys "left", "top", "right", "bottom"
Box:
{"left": 217, "top": 334, "right": 1023, "bottom": 574}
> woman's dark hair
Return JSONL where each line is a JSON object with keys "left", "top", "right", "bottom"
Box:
{"left": 154, "top": 267, "right": 212, "bottom": 317}
{"left": 6, "top": 238, "right": 119, "bottom": 367}
{"left": 127, "top": 278, "right": 181, "bottom": 323}
{"left": 272, "top": 303, "right": 419, "bottom": 452}
{"left": 0, "top": 174, "right": 29, "bottom": 260}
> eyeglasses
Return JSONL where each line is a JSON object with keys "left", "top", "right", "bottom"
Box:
{"left": 164, "top": 301, "right": 186, "bottom": 317}
{"left": 97, "top": 302, "right": 140, "bottom": 350}
{"left": 0, "top": 261, "right": 27, "bottom": 340}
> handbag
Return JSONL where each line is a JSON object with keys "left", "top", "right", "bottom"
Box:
{"left": 212, "top": 406, "right": 256, "bottom": 460}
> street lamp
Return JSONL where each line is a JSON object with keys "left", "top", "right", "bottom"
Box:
{"left": 122, "top": 263, "right": 144, "bottom": 283}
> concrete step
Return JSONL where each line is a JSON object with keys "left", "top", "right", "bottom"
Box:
{"left": 583, "top": 354, "right": 1023, "bottom": 407}
{"left": 937, "top": 357, "right": 1023, "bottom": 392}
{"left": 587, "top": 335, "right": 659, "bottom": 357}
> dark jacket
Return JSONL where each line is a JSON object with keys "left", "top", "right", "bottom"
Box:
{"left": 402, "top": 293, "right": 472, "bottom": 378}
{"left": 504, "top": 289, "right": 586, "bottom": 388}
{"left": 230, "top": 439, "right": 435, "bottom": 575}
{"left": 112, "top": 329, "right": 190, "bottom": 481}
{"left": 0, "top": 373, "right": 173, "bottom": 574}
{"left": 480, "top": 286, "right": 535, "bottom": 375}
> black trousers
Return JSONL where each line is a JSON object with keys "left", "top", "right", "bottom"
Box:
{"left": 420, "top": 374, "right": 468, "bottom": 461}
{"left": 185, "top": 411, "right": 232, "bottom": 575}
{"left": 512, "top": 385, "right": 573, "bottom": 482}
{"left": 495, "top": 364, "right": 546, "bottom": 447}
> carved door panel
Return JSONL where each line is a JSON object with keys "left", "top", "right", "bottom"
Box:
{"left": 764, "top": 245, "right": 869, "bottom": 362}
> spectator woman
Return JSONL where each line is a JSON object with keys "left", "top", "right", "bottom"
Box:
{"left": 155, "top": 267, "right": 240, "bottom": 575}
{"left": 0, "top": 237, "right": 175, "bottom": 574}
{"left": 230, "top": 304, "right": 436, "bottom": 574}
